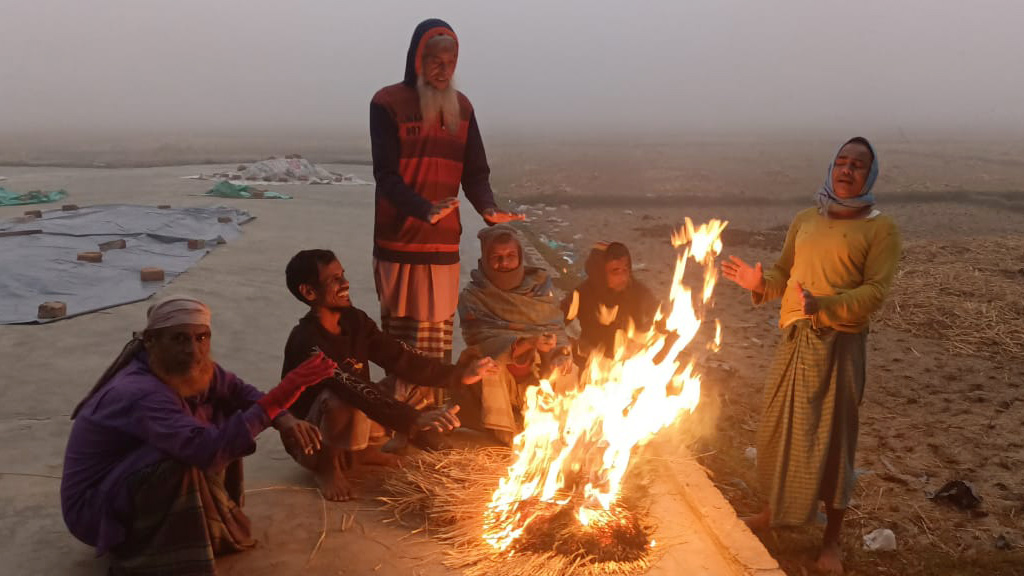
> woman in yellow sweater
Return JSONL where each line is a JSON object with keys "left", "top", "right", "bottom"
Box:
{"left": 722, "top": 137, "right": 901, "bottom": 575}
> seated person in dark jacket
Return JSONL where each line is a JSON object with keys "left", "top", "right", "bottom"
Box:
{"left": 282, "top": 249, "right": 497, "bottom": 500}
{"left": 563, "top": 242, "right": 660, "bottom": 368}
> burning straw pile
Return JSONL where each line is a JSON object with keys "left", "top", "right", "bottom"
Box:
{"left": 381, "top": 448, "right": 655, "bottom": 576}
{"left": 880, "top": 235, "right": 1024, "bottom": 359}
{"left": 381, "top": 219, "right": 729, "bottom": 576}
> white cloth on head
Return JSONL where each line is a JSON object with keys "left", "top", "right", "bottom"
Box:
{"left": 145, "top": 296, "right": 211, "bottom": 330}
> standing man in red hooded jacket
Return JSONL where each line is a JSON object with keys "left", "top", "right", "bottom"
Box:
{"left": 370, "top": 18, "right": 523, "bottom": 411}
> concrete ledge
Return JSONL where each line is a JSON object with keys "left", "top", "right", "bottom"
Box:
{"left": 653, "top": 445, "right": 784, "bottom": 575}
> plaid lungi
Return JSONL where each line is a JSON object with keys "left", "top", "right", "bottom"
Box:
{"left": 380, "top": 312, "right": 454, "bottom": 409}
{"left": 757, "top": 320, "right": 866, "bottom": 526}
{"left": 109, "top": 459, "right": 255, "bottom": 575}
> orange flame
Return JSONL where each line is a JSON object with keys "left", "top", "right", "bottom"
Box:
{"left": 483, "top": 218, "right": 728, "bottom": 551}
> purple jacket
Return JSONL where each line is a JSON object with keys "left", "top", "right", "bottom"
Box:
{"left": 60, "top": 353, "right": 270, "bottom": 555}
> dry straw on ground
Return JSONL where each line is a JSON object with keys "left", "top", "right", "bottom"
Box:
{"left": 880, "top": 236, "right": 1024, "bottom": 359}
{"left": 379, "top": 447, "right": 655, "bottom": 576}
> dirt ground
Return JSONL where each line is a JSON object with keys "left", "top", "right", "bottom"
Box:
{"left": 2, "top": 133, "right": 1023, "bottom": 575}
{"left": 491, "top": 136, "right": 1024, "bottom": 575}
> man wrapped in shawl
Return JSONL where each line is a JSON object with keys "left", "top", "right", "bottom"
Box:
{"left": 722, "top": 137, "right": 901, "bottom": 575}
{"left": 61, "top": 297, "right": 336, "bottom": 575}
{"left": 456, "top": 225, "right": 574, "bottom": 445}
{"left": 563, "top": 241, "right": 660, "bottom": 368}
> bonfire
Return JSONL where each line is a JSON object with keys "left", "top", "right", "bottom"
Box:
{"left": 383, "top": 218, "right": 728, "bottom": 576}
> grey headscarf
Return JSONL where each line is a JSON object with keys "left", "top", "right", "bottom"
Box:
{"left": 816, "top": 136, "right": 878, "bottom": 216}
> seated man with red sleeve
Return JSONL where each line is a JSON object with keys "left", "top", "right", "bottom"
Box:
{"left": 61, "top": 296, "right": 336, "bottom": 576}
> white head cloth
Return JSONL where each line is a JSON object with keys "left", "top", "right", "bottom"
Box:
{"left": 145, "top": 296, "right": 211, "bottom": 331}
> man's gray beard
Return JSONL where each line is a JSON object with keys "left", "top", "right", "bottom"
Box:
{"left": 417, "top": 76, "right": 461, "bottom": 135}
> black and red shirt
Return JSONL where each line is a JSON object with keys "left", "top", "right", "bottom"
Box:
{"left": 370, "top": 19, "right": 497, "bottom": 265}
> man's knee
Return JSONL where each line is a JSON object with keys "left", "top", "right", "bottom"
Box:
{"left": 317, "top": 392, "right": 355, "bottom": 435}
{"left": 318, "top": 392, "right": 375, "bottom": 452}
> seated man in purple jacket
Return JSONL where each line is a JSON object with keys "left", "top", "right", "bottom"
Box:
{"left": 61, "top": 296, "right": 336, "bottom": 576}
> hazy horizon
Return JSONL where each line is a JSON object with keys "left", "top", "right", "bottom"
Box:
{"left": 2, "top": 0, "right": 1023, "bottom": 140}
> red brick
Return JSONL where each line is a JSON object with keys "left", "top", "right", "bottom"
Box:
{"left": 62, "top": 204, "right": 79, "bottom": 211}
{"left": 187, "top": 239, "right": 206, "bottom": 250}
{"left": 77, "top": 252, "right": 103, "bottom": 263}
{"left": 38, "top": 301, "right": 67, "bottom": 319}
{"left": 140, "top": 268, "right": 165, "bottom": 282}
{"left": 23, "top": 210, "right": 42, "bottom": 218}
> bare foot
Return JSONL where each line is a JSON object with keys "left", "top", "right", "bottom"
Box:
{"left": 316, "top": 458, "right": 355, "bottom": 501}
{"left": 815, "top": 543, "right": 844, "bottom": 575}
{"left": 357, "top": 446, "right": 402, "bottom": 468}
{"left": 741, "top": 508, "right": 771, "bottom": 532}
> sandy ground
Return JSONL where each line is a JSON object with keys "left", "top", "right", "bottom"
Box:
{"left": 496, "top": 138, "right": 1024, "bottom": 575}
{"left": 0, "top": 164, "right": 481, "bottom": 576}
{"left": 2, "top": 136, "right": 1024, "bottom": 575}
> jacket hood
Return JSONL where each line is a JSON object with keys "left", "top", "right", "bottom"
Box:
{"left": 404, "top": 19, "right": 459, "bottom": 86}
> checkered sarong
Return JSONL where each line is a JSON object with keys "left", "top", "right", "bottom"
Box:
{"left": 757, "top": 320, "right": 867, "bottom": 526}
{"left": 379, "top": 312, "right": 454, "bottom": 408}
{"left": 109, "top": 459, "right": 254, "bottom": 575}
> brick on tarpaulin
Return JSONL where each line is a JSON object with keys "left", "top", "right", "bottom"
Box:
{"left": 23, "top": 210, "right": 42, "bottom": 218}
{"left": 249, "top": 190, "right": 265, "bottom": 199}
{"left": 187, "top": 239, "right": 206, "bottom": 250}
{"left": 217, "top": 216, "right": 233, "bottom": 223}
{"left": 140, "top": 268, "right": 165, "bottom": 282}
{"left": 38, "top": 301, "right": 67, "bottom": 319}
{"left": 77, "top": 252, "right": 103, "bottom": 263}
{"left": 62, "top": 204, "right": 79, "bottom": 211}
{"left": 157, "top": 204, "right": 172, "bottom": 209}
{"left": 98, "top": 239, "right": 127, "bottom": 251}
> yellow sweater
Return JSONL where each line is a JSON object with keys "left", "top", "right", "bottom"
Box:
{"left": 755, "top": 207, "right": 901, "bottom": 333}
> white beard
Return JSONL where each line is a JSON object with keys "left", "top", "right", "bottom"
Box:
{"left": 417, "top": 76, "right": 461, "bottom": 135}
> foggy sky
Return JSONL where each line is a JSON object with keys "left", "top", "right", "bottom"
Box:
{"left": 1, "top": 0, "right": 1022, "bottom": 136}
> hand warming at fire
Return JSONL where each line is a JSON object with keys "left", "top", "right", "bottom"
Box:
{"left": 427, "top": 197, "right": 460, "bottom": 224}
{"left": 416, "top": 404, "right": 461, "bottom": 432}
{"left": 482, "top": 208, "right": 526, "bottom": 224}
{"left": 461, "top": 356, "right": 499, "bottom": 384}
{"left": 721, "top": 255, "right": 765, "bottom": 293}
{"left": 548, "top": 349, "right": 573, "bottom": 376}
{"left": 274, "top": 414, "right": 322, "bottom": 456}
